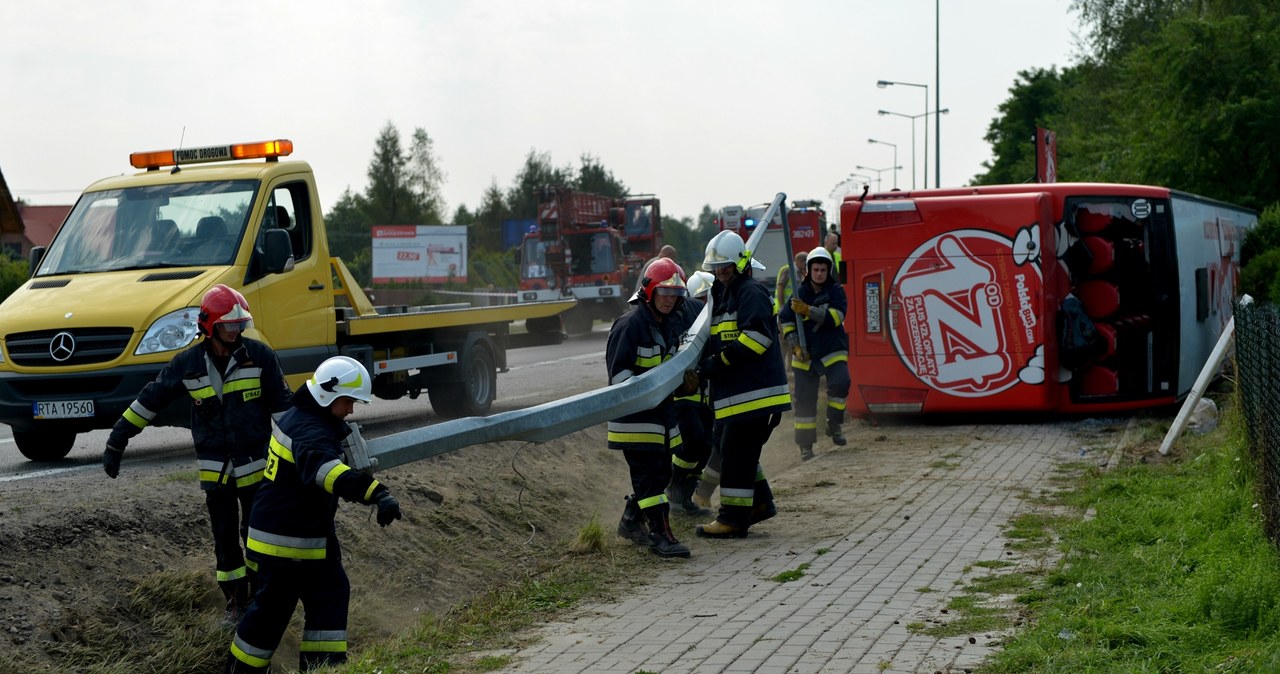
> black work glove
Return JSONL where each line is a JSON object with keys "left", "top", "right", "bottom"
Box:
{"left": 697, "top": 354, "right": 721, "bottom": 381}
{"left": 375, "top": 491, "right": 403, "bottom": 527}
{"left": 676, "top": 369, "right": 700, "bottom": 396}
{"left": 103, "top": 444, "right": 124, "bottom": 479}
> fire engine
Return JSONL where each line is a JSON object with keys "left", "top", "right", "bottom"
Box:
{"left": 716, "top": 199, "right": 826, "bottom": 291}
{"left": 517, "top": 187, "right": 661, "bottom": 334}
{"left": 841, "top": 182, "right": 1256, "bottom": 417}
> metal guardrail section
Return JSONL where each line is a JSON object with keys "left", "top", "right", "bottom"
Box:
{"left": 364, "top": 193, "right": 787, "bottom": 472}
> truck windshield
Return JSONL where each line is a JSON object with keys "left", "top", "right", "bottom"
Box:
{"left": 520, "top": 237, "right": 549, "bottom": 280}
{"left": 35, "top": 180, "right": 257, "bottom": 276}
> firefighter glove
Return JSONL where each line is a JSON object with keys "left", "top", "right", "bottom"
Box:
{"left": 792, "top": 346, "right": 810, "bottom": 362}
{"left": 697, "top": 354, "right": 721, "bottom": 381}
{"left": 790, "top": 297, "right": 811, "bottom": 317}
{"left": 676, "top": 369, "right": 700, "bottom": 396}
{"left": 375, "top": 491, "right": 403, "bottom": 527}
{"left": 103, "top": 444, "right": 124, "bottom": 479}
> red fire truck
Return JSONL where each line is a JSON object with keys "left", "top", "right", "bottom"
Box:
{"left": 716, "top": 199, "right": 826, "bottom": 291}
{"left": 842, "top": 183, "right": 1256, "bottom": 417}
{"left": 518, "top": 187, "right": 661, "bottom": 334}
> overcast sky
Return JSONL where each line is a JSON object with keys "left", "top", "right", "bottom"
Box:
{"left": 1, "top": 0, "right": 1080, "bottom": 225}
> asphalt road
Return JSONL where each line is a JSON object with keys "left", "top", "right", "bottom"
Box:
{"left": 0, "top": 325, "right": 611, "bottom": 482}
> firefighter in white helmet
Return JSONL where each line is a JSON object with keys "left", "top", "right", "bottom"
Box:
{"left": 778, "top": 246, "right": 850, "bottom": 459}
{"left": 694, "top": 231, "right": 790, "bottom": 538}
{"left": 226, "top": 355, "right": 403, "bottom": 673}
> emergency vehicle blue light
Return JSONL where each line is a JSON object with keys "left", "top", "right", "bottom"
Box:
{"left": 744, "top": 219, "right": 756, "bottom": 228}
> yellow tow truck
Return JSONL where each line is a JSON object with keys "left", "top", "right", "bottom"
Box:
{"left": 0, "top": 139, "right": 573, "bottom": 461}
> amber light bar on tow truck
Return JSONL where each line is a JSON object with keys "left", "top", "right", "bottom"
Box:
{"left": 129, "top": 139, "right": 294, "bottom": 171}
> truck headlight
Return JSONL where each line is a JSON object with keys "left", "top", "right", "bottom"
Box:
{"left": 136, "top": 308, "right": 200, "bottom": 355}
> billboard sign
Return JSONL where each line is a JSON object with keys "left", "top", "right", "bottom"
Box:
{"left": 372, "top": 225, "right": 467, "bottom": 283}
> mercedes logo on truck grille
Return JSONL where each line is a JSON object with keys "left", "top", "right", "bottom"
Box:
{"left": 49, "top": 332, "right": 76, "bottom": 362}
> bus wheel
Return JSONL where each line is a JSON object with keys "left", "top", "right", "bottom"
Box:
{"left": 15, "top": 429, "right": 76, "bottom": 462}
{"left": 428, "top": 341, "right": 497, "bottom": 418}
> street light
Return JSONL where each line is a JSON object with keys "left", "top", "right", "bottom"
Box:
{"left": 876, "top": 79, "right": 930, "bottom": 187}
{"left": 878, "top": 108, "right": 950, "bottom": 190}
{"left": 867, "top": 138, "right": 899, "bottom": 189}
{"left": 855, "top": 164, "right": 901, "bottom": 192}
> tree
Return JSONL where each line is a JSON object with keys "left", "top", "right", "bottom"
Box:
{"left": 575, "top": 154, "right": 629, "bottom": 197}
{"left": 972, "top": 67, "right": 1069, "bottom": 186}
{"left": 407, "top": 128, "right": 447, "bottom": 225}
{"left": 505, "top": 149, "right": 573, "bottom": 221}
{"left": 474, "top": 181, "right": 511, "bottom": 253}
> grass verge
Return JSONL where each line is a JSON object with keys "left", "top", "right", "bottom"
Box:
{"left": 980, "top": 399, "right": 1280, "bottom": 672}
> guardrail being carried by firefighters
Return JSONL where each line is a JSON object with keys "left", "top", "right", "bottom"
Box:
{"left": 343, "top": 193, "right": 791, "bottom": 472}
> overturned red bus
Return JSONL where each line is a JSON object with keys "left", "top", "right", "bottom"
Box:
{"left": 841, "top": 183, "right": 1256, "bottom": 417}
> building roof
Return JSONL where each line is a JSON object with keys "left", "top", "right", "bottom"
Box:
{"left": 18, "top": 204, "right": 71, "bottom": 248}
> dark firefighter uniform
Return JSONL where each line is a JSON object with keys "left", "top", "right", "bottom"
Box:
{"left": 607, "top": 292, "right": 689, "bottom": 555}
{"left": 778, "top": 269, "right": 850, "bottom": 450}
{"left": 701, "top": 270, "right": 791, "bottom": 529}
{"left": 107, "top": 337, "right": 290, "bottom": 609}
{"left": 668, "top": 295, "right": 713, "bottom": 513}
{"left": 227, "top": 386, "right": 392, "bottom": 672}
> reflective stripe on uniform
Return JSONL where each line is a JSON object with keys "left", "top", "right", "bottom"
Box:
{"left": 246, "top": 527, "right": 327, "bottom": 560}
{"left": 738, "top": 329, "right": 771, "bottom": 354}
{"left": 794, "top": 416, "right": 817, "bottom": 430}
{"left": 712, "top": 384, "right": 792, "bottom": 420}
{"left": 828, "top": 307, "right": 845, "bottom": 326}
{"left": 792, "top": 357, "right": 811, "bottom": 372}
{"left": 231, "top": 634, "right": 274, "bottom": 668}
{"left": 363, "top": 480, "right": 382, "bottom": 502}
{"left": 637, "top": 492, "right": 669, "bottom": 509}
{"left": 123, "top": 400, "right": 155, "bottom": 429}
{"left": 606, "top": 421, "right": 666, "bottom": 445}
{"left": 316, "top": 459, "right": 350, "bottom": 494}
{"left": 720, "top": 486, "right": 754, "bottom": 507}
{"left": 301, "top": 630, "right": 348, "bottom": 654}
{"left": 634, "top": 344, "right": 664, "bottom": 369}
{"left": 827, "top": 397, "right": 848, "bottom": 412}
{"left": 217, "top": 565, "right": 248, "bottom": 582}
{"left": 821, "top": 350, "right": 849, "bottom": 368}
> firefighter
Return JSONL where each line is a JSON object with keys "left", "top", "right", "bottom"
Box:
{"left": 695, "top": 231, "right": 791, "bottom": 539}
{"left": 608, "top": 257, "right": 694, "bottom": 558}
{"left": 779, "top": 246, "right": 850, "bottom": 460}
{"left": 666, "top": 270, "right": 714, "bottom": 516}
{"left": 103, "top": 284, "right": 291, "bottom": 625}
{"left": 226, "top": 356, "right": 403, "bottom": 673}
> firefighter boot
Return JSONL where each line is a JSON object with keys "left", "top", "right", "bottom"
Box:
{"left": 695, "top": 519, "right": 748, "bottom": 539}
{"left": 219, "top": 578, "right": 249, "bottom": 629}
{"left": 826, "top": 423, "right": 847, "bottom": 446}
{"left": 617, "top": 495, "right": 648, "bottom": 545}
{"left": 645, "top": 504, "right": 691, "bottom": 558}
{"left": 752, "top": 479, "right": 778, "bottom": 525}
{"left": 667, "top": 471, "right": 711, "bottom": 516}
{"left": 799, "top": 444, "right": 815, "bottom": 461}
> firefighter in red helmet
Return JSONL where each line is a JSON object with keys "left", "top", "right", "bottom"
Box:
{"left": 103, "top": 284, "right": 292, "bottom": 625}
{"left": 607, "top": 257, "right": 695, "bottom": 558}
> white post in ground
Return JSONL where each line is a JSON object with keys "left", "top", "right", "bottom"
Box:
{"left": 1159, "top": 295, "right": 1252, "bottom": 455}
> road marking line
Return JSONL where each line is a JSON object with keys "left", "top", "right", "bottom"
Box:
{"left": 507, "top": 351, "right": 602, "bottom": 372}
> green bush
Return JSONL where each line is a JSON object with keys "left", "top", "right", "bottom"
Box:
{"left": 0, "top": 253, "right": 29, "bottom": 305}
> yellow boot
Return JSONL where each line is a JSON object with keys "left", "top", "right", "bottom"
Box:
{"left": 695, "top": 519, "right": 748, "bottom": 539}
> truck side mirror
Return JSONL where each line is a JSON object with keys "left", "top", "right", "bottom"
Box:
{"left": 27, "top": 246, "right": 45, "bottom": 278}
{"left": 260, "top": 229, "right": 294, "bottom": 274}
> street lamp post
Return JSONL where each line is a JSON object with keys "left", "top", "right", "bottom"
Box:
{"left": 854, "top": 164, "right": 901, "bottom": 192}
{"left": 867, "top": 139, "right": 899, "bottom": 189}
{"left": 878, "top": 108, "right": 950, "bottom": 190}
{"left": 876, "top": 79, "right": 929, "bottom": 187}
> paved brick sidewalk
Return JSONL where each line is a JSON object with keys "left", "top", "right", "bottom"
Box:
{"left": 503, "top": 421, "right": 1097, "bottom": 674}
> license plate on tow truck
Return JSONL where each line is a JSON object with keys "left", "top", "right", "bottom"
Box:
{"left": 33, "top": 400, "right": 94, "bottom": 419}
